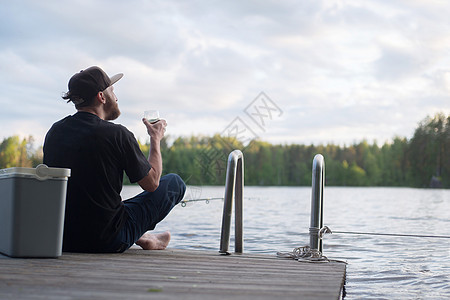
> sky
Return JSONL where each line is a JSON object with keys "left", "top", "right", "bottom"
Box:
{"left": 1, "top": 0, "right": 450, "bottom": 147}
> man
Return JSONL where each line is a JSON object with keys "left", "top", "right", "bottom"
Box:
{"left": 43, "top": 66, "right": 186, "bottom": 253}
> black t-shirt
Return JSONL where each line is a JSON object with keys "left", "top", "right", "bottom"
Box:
{"left": 43, "top": 112, "right": 151, "bottom": 252}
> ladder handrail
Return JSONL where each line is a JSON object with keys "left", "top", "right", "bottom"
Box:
{"left": 219, "top": 150, "right": 244, "bottom": 254}
{"left": 310, "top": 154, "right": 325, "bottom": 253}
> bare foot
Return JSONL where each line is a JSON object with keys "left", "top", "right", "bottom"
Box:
{"left": 136, "top": 231, "right": 171, "bottom": 250}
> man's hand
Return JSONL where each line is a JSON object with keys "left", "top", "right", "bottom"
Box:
{"left": 142, "top": 118, "right": 167, "bottom": 141}
{"left": 138, "top": 118, "right": 166, "bottom": 192}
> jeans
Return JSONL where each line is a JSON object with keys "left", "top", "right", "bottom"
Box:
{"left": 106, "top": 173, "right": 186, "bottom": 252}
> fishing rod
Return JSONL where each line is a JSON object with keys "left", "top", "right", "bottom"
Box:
{"left": 180, "top": 197, "right": 223, "bottom": 207}
{"left": 179, "top": 197, "right": 260, "bottom": 207}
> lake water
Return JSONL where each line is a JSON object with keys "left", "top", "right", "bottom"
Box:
{"left": 121, "top": 185, "right": 450, "bottom": 299}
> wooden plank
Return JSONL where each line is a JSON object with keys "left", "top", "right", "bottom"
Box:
{"left": 0, "top": 248, "right": 346, "bottom": 300}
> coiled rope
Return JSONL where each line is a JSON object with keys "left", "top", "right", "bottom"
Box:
{"left": 277, "top": 226, "right": 338, "bottom": 263}
{"left": 277, "top": 246, "right": 330, "bottom": 263}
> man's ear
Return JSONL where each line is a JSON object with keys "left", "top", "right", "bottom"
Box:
{"left": 96, "top": 91, "right": 106, "bottom": 104}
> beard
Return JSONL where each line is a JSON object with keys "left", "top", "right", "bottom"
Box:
{"left": 106, "top": 107, "right": 121, "bottom": 121}
{"left": 104, "top": 95, "right": 121, "bottom": 121}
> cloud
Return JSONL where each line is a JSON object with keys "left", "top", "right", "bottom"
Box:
{"left": 1, "top": 0, "right": 450, "bottom": 147}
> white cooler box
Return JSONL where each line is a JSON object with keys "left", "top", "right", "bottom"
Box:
{"left": 0, "top": 164, "right": 70, "bottom": 258}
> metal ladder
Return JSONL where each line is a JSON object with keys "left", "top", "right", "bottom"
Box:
{"left": 219, "top": 151, "right": 326, "bottom": 256}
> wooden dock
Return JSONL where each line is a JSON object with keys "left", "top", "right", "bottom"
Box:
{"left": 0, "top": 248, "right": 346, "bottom": 299}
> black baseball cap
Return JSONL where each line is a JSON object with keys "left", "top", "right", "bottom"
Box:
{"left": 65, "top": 66, "right": 123, "bottom": 105}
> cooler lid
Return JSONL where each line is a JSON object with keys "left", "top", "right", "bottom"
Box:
{"left": 0, "top": 164, "right": 71, "bottom": 180}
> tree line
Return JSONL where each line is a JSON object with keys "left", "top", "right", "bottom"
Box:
{"left": 1, "top": 113, "right": 448, "bottom": 188}
{"left": 0, "top": 136, "right": 42, "bottom": 169}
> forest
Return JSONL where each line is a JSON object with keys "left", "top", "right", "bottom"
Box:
{"left": 1, "top": 113, "right": 448, "bottom": 188}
